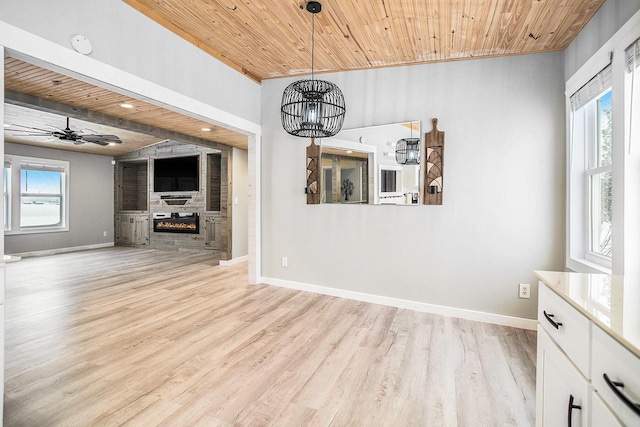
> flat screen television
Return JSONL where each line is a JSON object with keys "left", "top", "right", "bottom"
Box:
{"left": 153, "top": 155, "right": 199, "bottom": 192}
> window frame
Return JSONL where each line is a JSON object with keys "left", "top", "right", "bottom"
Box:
{"left": 586, "top": 91, "right": 613, "bottom": 264}
{"left": 4, "top": 154, "right": 70, "bottom": 235}
{"left": 566, "top": 10, "right": 640, "bottom": 277}
{"left": 568, "top": 86, "right": 613, "bottom": 273}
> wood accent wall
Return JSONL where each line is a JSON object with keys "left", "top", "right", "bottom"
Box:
{"left": 220, "top": 149, "right": 232, "bottom": 261}
{"left": 115, "top": 140, "right": 231, "bottom": 259}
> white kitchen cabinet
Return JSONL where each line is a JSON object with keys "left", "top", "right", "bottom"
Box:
{"left": 591, "top": 326, "right": 640, "bottom": 426}
{"left": 591, "top": 390, "right": 623, "bottom": 426}
{"left": 536, "top": 325, "right": 589, "bottom": 427}
{"left": 538, "top": 284, "right": 591, "bottom": 378}
{"left": 535, "top": 271, "right": 640, "bottom": 427}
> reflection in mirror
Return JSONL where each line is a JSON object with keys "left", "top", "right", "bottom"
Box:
{"left": 320, "top": 121, "right": 421, "bottom": 205}
{"left": 322, "top": 149, "right": 369, "bottom": 203}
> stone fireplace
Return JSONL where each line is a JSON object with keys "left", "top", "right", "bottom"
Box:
{"left": 153, "top": 213, "right": 200, "bottom": 234}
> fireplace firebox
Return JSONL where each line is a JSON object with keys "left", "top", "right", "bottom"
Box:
{"left": 153, "top": 213, "right": 200, "bottom": 234}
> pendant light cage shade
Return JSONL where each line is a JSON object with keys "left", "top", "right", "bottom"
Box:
{"left": 396, "top": 137, "right": 421, "bottom": 165}
{"left": 281, "top": 79, "right": 346, "bottom": 138}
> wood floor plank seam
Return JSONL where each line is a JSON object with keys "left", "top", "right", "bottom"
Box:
{"left": 4, "top": 247, "right": 536, "bottom": 426}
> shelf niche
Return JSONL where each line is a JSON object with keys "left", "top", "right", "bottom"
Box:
{"left": 118, "top": 159, "right": 148, "bottom": 211}
{"left": 207, "top": 152, "right": 222, "bottom": 211}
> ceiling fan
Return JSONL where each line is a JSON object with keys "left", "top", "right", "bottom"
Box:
{"left": 7, "top": 116, "right": 123, "bottom": 146}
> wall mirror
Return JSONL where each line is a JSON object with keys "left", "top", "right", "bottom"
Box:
{"left": 319, "top": 121, "right": 421, "bottom": 205}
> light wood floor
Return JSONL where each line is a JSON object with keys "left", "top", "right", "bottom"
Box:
{"left": 4, "top": 247, "right": 537, "bottom": 426}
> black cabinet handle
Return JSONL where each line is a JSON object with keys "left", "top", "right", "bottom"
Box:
{"left": 543, "top": 310, "right": 563, "bottom": 329}
{"left": 567, "top": 394, "right": 581, "bottom": 427}
{"left": 603, "top": 373, "right": 640, "bottom": 416}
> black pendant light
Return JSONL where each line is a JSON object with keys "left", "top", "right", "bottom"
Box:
{"left": 396, "top": 122, "right": 421, "bottom": 165}
{"left": 281, "top": 1, "right": 346, "bottom": 138}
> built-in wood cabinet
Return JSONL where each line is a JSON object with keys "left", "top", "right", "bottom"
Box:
{"left": 115, "top": 214, "right": 149, "bottom": 246}
{"left": 206, "top": 153, "right": 221, "bottom": 211}
{"left": 203, "top": 213, "right": 221, "bottom": 250}
{"left": 117, "top": 160, "right": 148, "bottom": 212}
{"left": 114, "top": 141, "right": 232, "bottom": 260}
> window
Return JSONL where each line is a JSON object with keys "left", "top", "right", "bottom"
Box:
{"left": 568, "top": 64, "right": 612, "bottom": 272}
{"left": 588, "top": 90, "right": 612, "bottom": 258}
{"left": 4, "top": 155, "right": 69, "bottom": 234}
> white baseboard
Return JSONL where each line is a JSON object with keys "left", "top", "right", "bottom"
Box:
{"left": 9, "top": 242, "right": 115, "bottom": 258}
{"left": 262, "top": 277, "right": 537, "bottom": 331}
{"left": 219, "top": 255, "right": 248, "bottom": 266}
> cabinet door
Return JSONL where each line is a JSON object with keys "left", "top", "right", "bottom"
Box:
{"left": 133, "top": 216, "right": 149, "bottom": 245}
{"left": 116, "top": 215, "right": 133, "bottom": 244}
{"left": 204, "top": 216, "right": 221, "bottom": 249}
{"left": 536, "top": 326, "right": 589, "bottom": 427}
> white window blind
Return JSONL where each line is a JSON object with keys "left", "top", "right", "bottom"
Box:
{"left": 626, "top": 37, "right": 640, "bottom": 73}
{"left": 20, "top": 162, "right": 66, "bottom": 173}
{"left": 570, "top": 64, "right": 613, "bottom": 111}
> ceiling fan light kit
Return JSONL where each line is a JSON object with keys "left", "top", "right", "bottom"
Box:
{"left": 281, "top": 1, "right": 346, "bottom": 139}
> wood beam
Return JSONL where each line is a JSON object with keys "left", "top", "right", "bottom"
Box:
{"left": 5, "top": 89, "right": 230, "bottom": 152}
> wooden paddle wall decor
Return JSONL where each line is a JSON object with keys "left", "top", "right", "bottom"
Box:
{"left": 306, "top": 139, "right": 320, "bottom": 204}
{"left": 423, "top": 118, "right": 444, "bottom": 205}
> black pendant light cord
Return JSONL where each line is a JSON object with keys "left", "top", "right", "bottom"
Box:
{"left": 311, "top": 8, "right": 315, "bottom": 82}
{"left": 280, "top": 1, "right": 345, "bottom": 138}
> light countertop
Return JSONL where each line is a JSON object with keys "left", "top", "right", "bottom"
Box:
{"left": 535, "top": 270, "right": 640, "bottom": 358}
{"left": 0, "top": 255, "right": 21, "bottom": 264}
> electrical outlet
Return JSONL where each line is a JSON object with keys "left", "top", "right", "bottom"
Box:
{"left": 282, "top": 257, "right": 288, "bottom": 267}
{"left": 103, "top": 231, "right": 108, "bottom": 237}
{"left": 519, "top": 283, "right": 531, "bottom": 299}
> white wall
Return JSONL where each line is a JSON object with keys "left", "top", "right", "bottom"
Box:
{"left": 232, "top": 148, "right": 249, "bottom": 259}
{"left": 4, "top": 143, "right": 114, "bottom": 255}
{"left": 0, "top": 0, "right": 260, "bottom": 124}
{"left": 261, "top": 52, "right": 566, "bottom": 320}
{"left": 564, "top": 0, "right": 640, "bottom": 80}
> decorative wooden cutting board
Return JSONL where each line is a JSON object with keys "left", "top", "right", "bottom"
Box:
{"left": 423, "top": 118, "right": 444, "bottom": 205}
{"left": 306, "top": 138, "right": 320, "bottom": 204}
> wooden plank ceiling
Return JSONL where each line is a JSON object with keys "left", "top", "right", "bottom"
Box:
{"left": 4, "top": 57, "right": 248, "bottom": 155}
{"left": 123, "top": 0, "right": 605, "bottom": 82}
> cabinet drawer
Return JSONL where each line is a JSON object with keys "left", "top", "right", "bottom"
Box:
{"left": 592, "top": 325, "right": 640, "bottom": 426}
{"left": 591, "top": 390, "right": 623, "bottom": 427}
{"left": 538, "top": 283, "right": 591, "bottom": 378}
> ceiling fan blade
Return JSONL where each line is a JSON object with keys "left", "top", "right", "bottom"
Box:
{"left": 7, "top": 131, "right": 52, "bottom": 137}
{"left": 44, "top": 124, "right": 68, "bottom": 133}
{"left": 79, "top": 138, "right": 108, "bottom": 146}
{"left": 80, "top": 134, "right": 123, "bottom": 144}
{"left": 8, "top": 124, "right": 56, "bottom": 133}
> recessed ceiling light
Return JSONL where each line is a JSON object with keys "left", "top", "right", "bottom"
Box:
{"left": 3, "top": 124, "right": 11, "bottom": 128}
{"left": 119, "top": 103, "right": 134, "bottom": 109}
{"left": 346, "top": 150, "right": 353, "bottom": 153}
{"left": 108, "top": 142, "right": 118, "bottom": 146}
{"left": 201, "top": 127, "right": 211, "bottom": 132}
